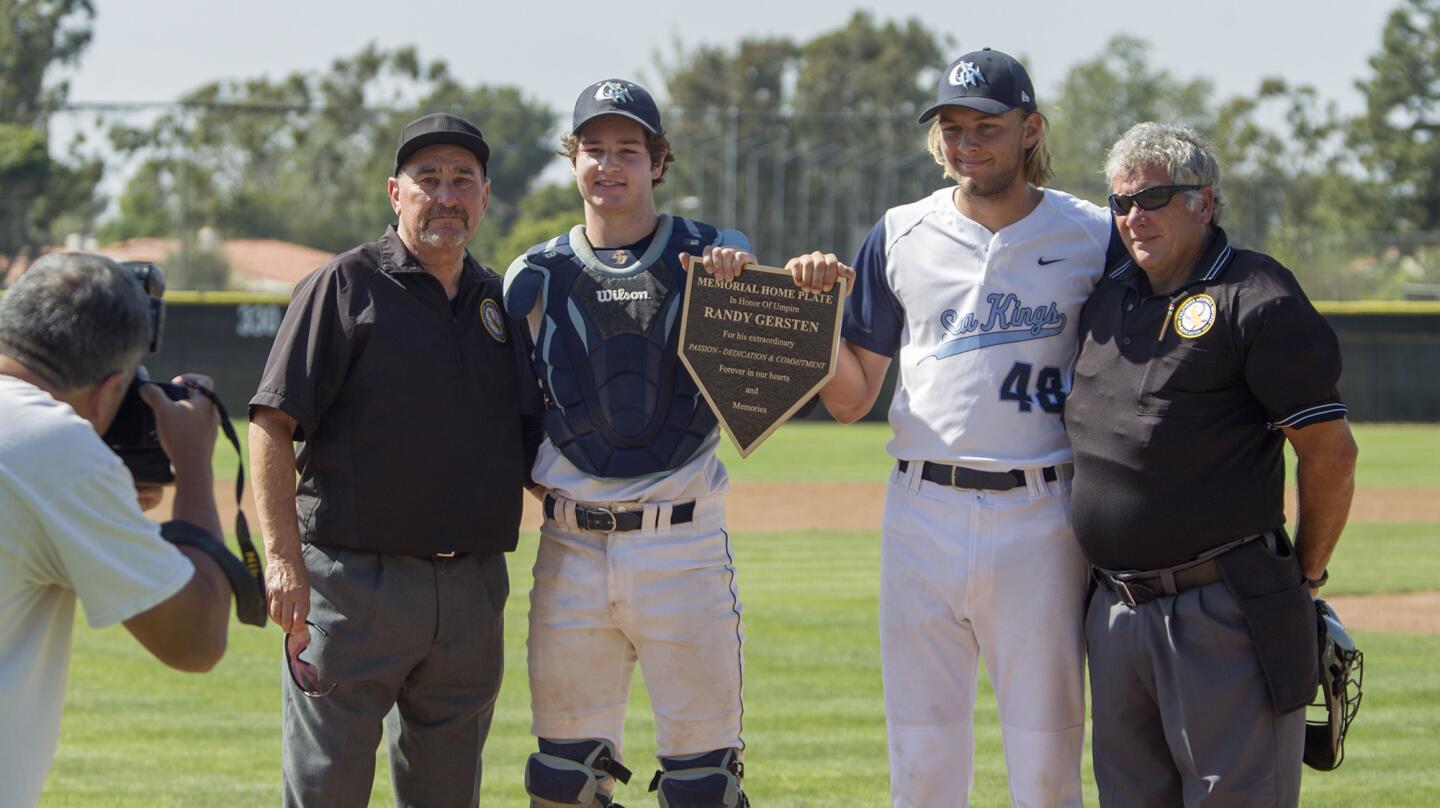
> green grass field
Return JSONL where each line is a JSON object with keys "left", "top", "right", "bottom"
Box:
{"left": 43, "top": 423, "right": 1440, "bottom": 806}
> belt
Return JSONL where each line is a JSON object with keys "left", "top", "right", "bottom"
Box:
{"left": 306, "top": 542, "right": 466, "bottom": 560}
{"left": 1093, "top": 560, "right": 1223, "bottom": 606}
{"left": 898, "top": 460, "right": 1059, "bottom": 491}
{"left": 544, "top": 495, "right": 696, "bottom": 533}
{"left": 1093, "top": 531, "right": 1275, "bottom": 606}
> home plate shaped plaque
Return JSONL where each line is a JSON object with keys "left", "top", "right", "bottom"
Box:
{"left": 679, "top": 259, "right": 846, "bottom": 458}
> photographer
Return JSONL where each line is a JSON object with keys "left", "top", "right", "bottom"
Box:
{"left": 0, "top": 252, "right": 232, "bottom": 807}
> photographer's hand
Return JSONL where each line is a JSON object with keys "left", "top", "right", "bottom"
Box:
{"left": 136, "top": 484, "right": 165, "bottom": 512}
{"left": 140, "top": 374, "right": 221, "bottom": 538}
{"left": 250, "top": 405, "right": 311, "bottom": 636}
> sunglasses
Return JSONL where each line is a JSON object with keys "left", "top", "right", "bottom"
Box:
{"left": 1108, "top": 184, "right": 1206, "bottom": 215}
{"left": 285, "top": 622, "right": 336, "bottom": 697}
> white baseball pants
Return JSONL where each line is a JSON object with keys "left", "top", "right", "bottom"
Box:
{"left": 528, "top": 496, "right": 745, "bottom": 760}
{"left": 881, "top": 461, "right": 1088, "bottom": 808}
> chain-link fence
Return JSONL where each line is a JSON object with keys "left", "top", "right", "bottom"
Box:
{"left": 657, "top": 111, "right": 948, "bottom": 267}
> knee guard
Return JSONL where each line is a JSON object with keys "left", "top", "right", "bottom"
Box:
{"left": 526, "top": 738, "right": 633, "bottom": 808}
{"left": 647, "top": 748, "right": 748, "bottom": 808}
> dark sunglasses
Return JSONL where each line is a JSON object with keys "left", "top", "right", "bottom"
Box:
{"left": 1108, "top": 184, "right": 1206, "bottom": 215}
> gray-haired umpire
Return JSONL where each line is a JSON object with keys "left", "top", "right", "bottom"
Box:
{"left": 249, "top": 112, "right": 540, "bottom": 807}
{"left": 1066, "top": 122, "right": 1358, "bottom": 806}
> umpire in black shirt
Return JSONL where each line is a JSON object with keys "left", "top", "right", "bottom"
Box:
{"left": 1067, "top": 122, "right": 1358, "bottom": 807}
{"left": 250, "top": 113, "right": 538, "bottom": 807}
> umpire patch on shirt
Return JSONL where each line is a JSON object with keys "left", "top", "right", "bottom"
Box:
{"left": 481, "top": 298, "right": 508, "bottom": 343}
{"left": 1174, "top": 293, "right": 1217, "bottom": 339}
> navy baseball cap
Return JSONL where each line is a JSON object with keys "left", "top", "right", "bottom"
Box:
{"left": 394, "top": 112, "right": 490, "bottom": 175}
{"left": 572, "top": 79, "right": 664, "bottom": 136}
{"left": 918, "top": 48, "right": 1038, "bottom": 123}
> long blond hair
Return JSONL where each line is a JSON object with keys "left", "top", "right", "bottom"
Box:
{"left": 926, "top": 111, "right": 1054, "bottom": 188}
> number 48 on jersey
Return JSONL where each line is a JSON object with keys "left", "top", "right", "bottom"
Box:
{"left": 999, "top": 362, "right": 1065, "bottom": 413}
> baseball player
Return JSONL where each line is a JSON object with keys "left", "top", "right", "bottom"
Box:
{"left": 710, "top": 49, "right": 1124, "bottom": 806}
{"left": 503, "top": 79, "right": 752, "bottom": 808}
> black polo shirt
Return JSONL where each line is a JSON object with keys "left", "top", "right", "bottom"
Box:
{"left": 251, "top": 226, "right": 534, "bottom": 556}
{"left": 1067, "top": 227, "right": 1347, "bottom": 571}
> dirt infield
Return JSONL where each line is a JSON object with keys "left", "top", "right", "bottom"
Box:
{"left": 1324, "top": 592, "right": 1440, "bottom": 635}
{"left": 525, "top": 482, "right": 1440, "bottom": 531}
{"left": 170, "top": 481, "right": 1440, "bottom": 634}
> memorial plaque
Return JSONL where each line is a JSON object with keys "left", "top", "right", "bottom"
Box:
{"left": 679, "top": 259, "right": 846, "bottom": 457}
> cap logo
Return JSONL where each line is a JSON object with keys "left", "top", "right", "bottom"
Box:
{"left": 595, "top": 81, "right": 634, "bottom": 105}
{"left": 949, "top": 61, "right": 985, "bottom": 88}
{"left": 1021, "top": 90, "right": 1032, "bottom": 104}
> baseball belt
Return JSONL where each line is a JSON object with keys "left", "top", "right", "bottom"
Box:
{"left": 1092, "top": 531, "right": 1277, "bottom": 606}
{"left": 898, "top": 460, "right": 1060, "bottom": 491}
{"left": 544, "top": 494, "right": 696, "bottom": 533}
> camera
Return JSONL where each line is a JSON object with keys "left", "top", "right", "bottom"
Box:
{"left": 101, "top": 262, "right": 190, "bottom": 485}
{"left": 107, "top": 369, "right": 190, "bottom": 484}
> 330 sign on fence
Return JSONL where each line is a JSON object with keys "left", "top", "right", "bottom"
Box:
{"left": 235, "top": 304, "right": 283, "bottom": 338}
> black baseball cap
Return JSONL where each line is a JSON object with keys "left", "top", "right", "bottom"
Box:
{"left": 571, "top": 79, "right": 664, "bottom": 136}
{"left": 394, "top": 112, "right": 490, "bottom": 175}
{"left": 918, "top": 48, "right": 1038, "bottom": 123}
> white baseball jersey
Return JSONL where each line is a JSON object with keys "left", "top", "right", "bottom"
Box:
{"left": 844, "top": 187, "right": 1116, "bottom": 470}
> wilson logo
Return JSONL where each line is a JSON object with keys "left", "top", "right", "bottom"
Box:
{"left": 596, "top": 288, "right": 650, "bottom": 303}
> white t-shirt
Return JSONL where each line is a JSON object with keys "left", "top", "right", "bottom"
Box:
{"left": 0, "top": 375, "right": 193, "bottom": 807}
{"left": 843, "top": 187, "right": 1115, "bottom": 470}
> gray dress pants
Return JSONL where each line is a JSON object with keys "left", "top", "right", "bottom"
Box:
{"left": 1086, "top": 580, "right": 1305, "bottom": 808}
{"left": 282, "top": 543, "right": 508, "bottom": 808}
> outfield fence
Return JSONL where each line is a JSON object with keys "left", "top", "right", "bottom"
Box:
{"left": 149, "top": 296, "right": 1440, "bottom": 423}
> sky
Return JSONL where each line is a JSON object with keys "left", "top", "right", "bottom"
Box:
{"left": 67, "top": 0, "right": 1396, "bottom": 119}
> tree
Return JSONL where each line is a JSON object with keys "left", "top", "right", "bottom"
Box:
{"left": 0, "top": 0, "right": 93, "bottom": 124}
{"left": 1215, "top": 82, "right": 1381, "bottom": 236}
{"left": 0, "top": 125, "right": 52, "bottom": 263}
{"left": 653, "top": 12, "right": 947, "bottom": 261}
{"left": 792, "top": 13, "right": 942, "bottom": 122}
{"left": 491, "top": 181, "right": 587, "bottom": 269}
{"left": 656, "top": 34, "right": 800, "bottom": 255}
{"left": 0, "top": 0, "right": 102, "bottom": 276}
{"left": 1351, "top": 0, "right": 1440, "bottom": 231}
{"left": 102, "top": 44, "right": 559, "bottom": 275}
{"left": 1208, "top": 80, "right": 1398, "bottom": 297}
{"left": 1046, "top": 36, "right": 1214, "bottom": 204}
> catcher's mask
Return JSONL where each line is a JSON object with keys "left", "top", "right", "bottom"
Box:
{"left": 1304, "top": 599, "right": 1364, "bottom": 771}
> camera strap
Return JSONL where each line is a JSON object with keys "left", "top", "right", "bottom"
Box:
{"left": 182, "top": 386, "right": 267, "bottom": 627}
{"left": 161, "top": 520, "right": 266, "bottom": 626}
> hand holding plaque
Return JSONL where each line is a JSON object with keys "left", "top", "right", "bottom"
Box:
{"left": 678, "top": 254, "right": 849, "bottom": 457}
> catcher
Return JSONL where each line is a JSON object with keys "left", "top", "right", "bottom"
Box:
{"left": 504, "top": 78, "right": 752, "bottom": 808}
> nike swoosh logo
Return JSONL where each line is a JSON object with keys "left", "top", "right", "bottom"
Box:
{"left": 1038, "top": 257, "right": 1065, "bottom": 265}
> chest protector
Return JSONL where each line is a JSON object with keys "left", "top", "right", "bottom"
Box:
{"left": 506, "top": 215, "right": 735, "bottom": 479}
